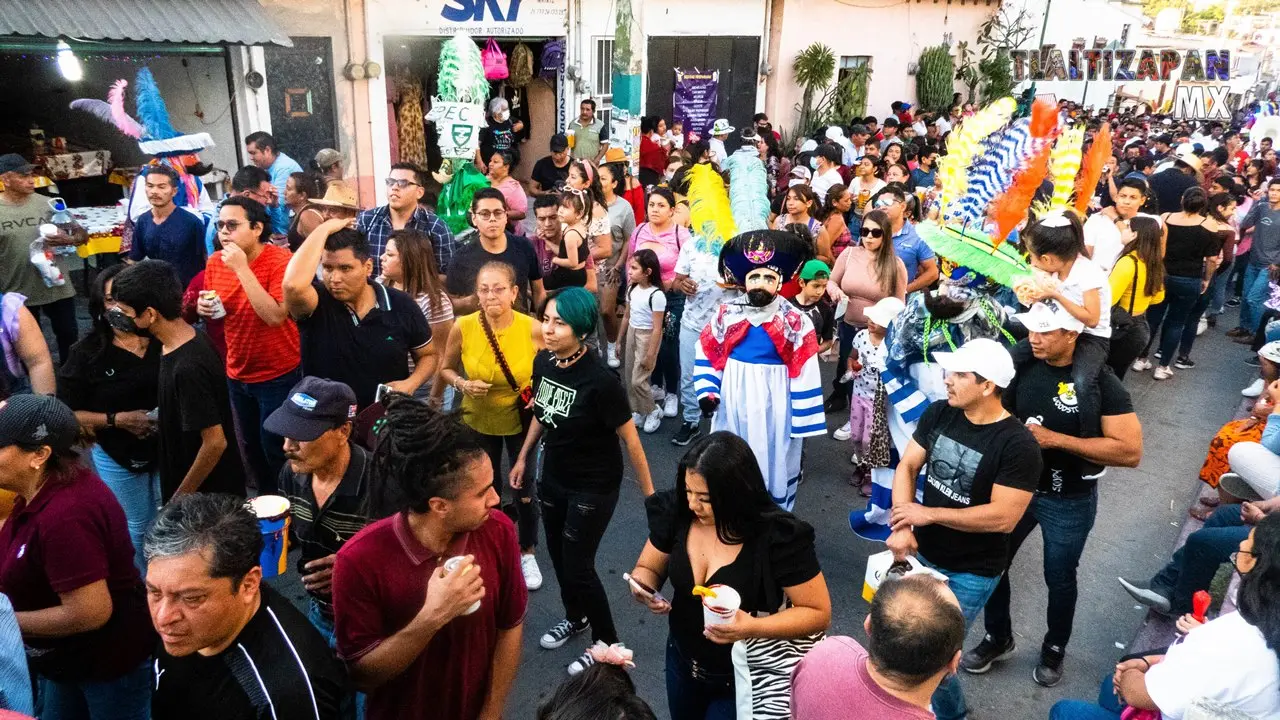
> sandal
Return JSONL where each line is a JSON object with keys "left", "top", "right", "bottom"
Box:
{"left": 1188, "top": 504, "right": 1214, "bottom": 522}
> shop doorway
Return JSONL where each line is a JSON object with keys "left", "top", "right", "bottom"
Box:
{"left": 644, "top": 36, "right": 761, "bottom": 141}
{"left": 263, "top": 37, "right": 338, "bottom": 171}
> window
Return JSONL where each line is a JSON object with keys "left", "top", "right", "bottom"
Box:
{"left": 838, "top": 55, "right": 871, "bottom": 83}
{"left": 594, "top": 37, "right": 615, "bottom": 128}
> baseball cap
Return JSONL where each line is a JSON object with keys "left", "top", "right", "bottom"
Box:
{"left": 0, "top": 153, "right": 35, "bottom": 175}
{"left": 865, "top": 297, "right": 906, "bottom": 328}
{"left": 1015, "top": 302, "right": 1085, "bottom": 333}
{"left": 933, "top": 338, "right": 1016, "bottom": 388}
{"left": 0, "top": 394, "right": 80, "bottom": 453}
{"left": 550, "top": 133, "right": 569, "bottom": 152}
{"left": 788, "top": 166, "right": 811, "bottom": 185}
{"left": 799, "top": 139, "right": 819, "bottom": 153}
{"left": 1259, "top": 340, "right": 1280, "bottom": 365}
{"left": 314, "top": 148, "right": 342, "bottom": 171}
{"left": 264, "top": 376, "right": 359, "bottom": 442}
{"left": 798, "top": 259, "right": 831, "bottom": 281}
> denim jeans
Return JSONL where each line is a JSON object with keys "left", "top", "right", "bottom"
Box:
{"left": 1206, "top": 260, "right": 1233, "bottom": 317}
{"left": 679, "top": 324, "right": 702, "bottom": 425}
{"left": 984, "top": 488, "right": 1099, "bottom": 650}
{"left": 920, "top": 556, "right": 1003, "bottom": 720}
{"left": 1143, "top": 275, "right": 1202, "bottom": 366}
{"left": 90, "top": 446, "right": 159, "bottom": 576}
{"left": 540, "top": 479, "right": 620, "bottom": 644}
{"left": 307, "top": 600, "right": 365, "bottom": 720}
{"left": 1048, "top": 673, "right": 1125, "bottom": 720}
{"left": 1150, "top": 504, "right": 1247, "bottom": 614}
{"left": 664, "top": 638, "right": 735, "bottom": 720}
{"left": 1240, "top": 261, "right": 1273, "bottom": 333}
{"left": 227, "top": 367, "right": 302, "bottom": 496}
{"left": 477, "top": 431, "right": 538, "bottom": 550}
{"left": 38, "top": 660, "right": 152, "bottom": 720}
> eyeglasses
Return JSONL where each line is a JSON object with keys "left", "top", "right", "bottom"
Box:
{"left": 1231, "top": 550, "right": 1257, "bottom": 565}
{"left": 215, "top": 220, "right": 245, "bottom": 231}
{"left": 473, "top": 209, "right": 507, "bottom": 221}
{"left": 874, "top": 195, "right": 900, "bottom": 208}
{"left": 860, "top": 226, "right": 885, "bottom": 239}
{"left": 477, "top": 286, "right": 511, "bottom": 296}
{"left": 384, "top": 178, "right": 421, "bottom": 190}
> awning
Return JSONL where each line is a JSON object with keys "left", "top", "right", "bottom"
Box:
{"left": 0, "top": 0, "right": 293, "bottom": 47}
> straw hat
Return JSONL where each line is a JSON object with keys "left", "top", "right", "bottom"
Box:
{"left": 309, "top": 180, "right": 359, "bottom": 210}
{"left": 602, "top": 146, "right": 629, "bottom": 164}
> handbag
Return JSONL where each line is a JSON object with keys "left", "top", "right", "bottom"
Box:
{"left": 482, "top": 38, "right": 509, "bottom": 81}
{"left": 479, "top": 313, "right": 533, "bottom": 431}
{"left": 730, "top": 528, "right": 824, "bottom": 720}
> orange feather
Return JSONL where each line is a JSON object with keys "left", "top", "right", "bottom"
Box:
{"left": 1073, "top": 123, "right": 1112, "bottom": 215}
{"left": 990, "top": 145, "right": 1051, "bottom": 245}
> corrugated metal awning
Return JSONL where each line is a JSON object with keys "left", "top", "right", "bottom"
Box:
{"left": 0, "top": 0, "right": 293, "bottom": 47}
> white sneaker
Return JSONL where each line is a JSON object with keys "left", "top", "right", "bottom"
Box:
{"left": 643, "top": 407, "right": 663, "bottom": 433}
{"left": 521, "top": 554, "right": 543, "bottom": 590}
{"left": 651, "top": 385, "right": 666, "bottom": 403}
{"left": 606, "top": 342, "right": 621, "bottom": 369}
{"left": 833, "top": 421, "right": 853, "bottom": 441}
{"left": 850, "top": 451, "right": 861, "bottom": 465}
{"left": 662, "top": 393, "right": 679, "bottom": 418}
{"left": 1243, "top": 378, "right": 1266, "bottom": 398}
{"left": 632, "top": 411, "right": 643, "bottom": 426}
{"left": 1153, "top": 365, "right": 1174, "bottom": 381}
{"left": 568, "top": 645, "right": 616, "bottom": 676}
{"left": 1131, "top": 357, "right": 1152, "bottom": 372}
{"left": 1196, "top": 317, "right": 1208, "bottom": 336}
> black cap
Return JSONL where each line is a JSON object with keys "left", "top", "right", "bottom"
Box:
{"left": 550, "top": 133, "right": 569, "bottom": 152}
{"left": 263, "top": 376, "right": 358, "bottom": 442}
{"left": 0, "top": 395, "right": 79, "bottom": 453}
{"left": 0, "top": 154, "right": 35, "bottom": 175}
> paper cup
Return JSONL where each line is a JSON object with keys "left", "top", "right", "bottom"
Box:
{"left": 701, "top": 584, "right": 741, "bottom": 628}
{"left": 248, "top": 495, "right": 291, "bottom": 578}
{"left": 443, "top": 556, "right": 482, "bottom": 615}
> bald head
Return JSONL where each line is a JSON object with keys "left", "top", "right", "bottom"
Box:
{"left": 866, "top": 575, "right": 965, "bottom": 686}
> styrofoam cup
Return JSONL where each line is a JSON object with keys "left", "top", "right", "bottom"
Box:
{"left": 443, "top": 555, "right": 481, "bottom": 615}
{"left": 701, "top": 584, "right": 741, "bottom": 627}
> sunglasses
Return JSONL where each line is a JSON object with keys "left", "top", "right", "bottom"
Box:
{"left": 384, "top": 178, "right": 421, "bottom": 190}
{"left": 215, "top": 220, "right": 247, "bottom": 231}
{"left": 874, "top": 195, "right": 900, "bottom": 208}
{"left": 860, "top": 226, "right": 885, "bottom": 239}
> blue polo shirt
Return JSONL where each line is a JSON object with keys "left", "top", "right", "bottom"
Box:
{"left": 892, "top": 221, "right": 934, "bottom": 284}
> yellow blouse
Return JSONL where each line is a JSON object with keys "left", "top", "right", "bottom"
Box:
{"left": 1109, "top": 252, "right": 1165, "bottom": 317}
{"left": 458, "top": 311, "right": 536, "bottom": 437}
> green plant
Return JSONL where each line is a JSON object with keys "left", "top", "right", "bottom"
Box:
{"left": 955, "top": 41, "right": 981, "bottom": 105}
{"left": 792, "top": 43, "right": 836, "bottom": 136}
{"left": 916, "top": 45, "right": 955, "bottom": 114}
{"left": 971, "top": 4, "right": 1035, "bottom": 104}
{"left": 979, "top": 49, "right": 1015, "bottom": 103}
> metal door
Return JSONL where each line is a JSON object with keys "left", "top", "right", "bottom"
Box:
{"left": 645, "top": 36, "right": 761, "bottom": 136}
{"left": 263, "top": 37, "right": 338, "bottom": 169}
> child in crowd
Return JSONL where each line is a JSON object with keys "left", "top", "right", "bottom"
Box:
{"left": 664, "top": 120, "right": 684, "bottom": 151}
{"left": 845, "top": 297, "right": 904, "bottom": 495}
{"left": 618, "top": 249, "right": 666, "bottom": 434}
{"left": 555, "top": 189, "right": 590, "bottom": 272}
{"left": 786, "top": 260, "right": 836, "bottom": 356}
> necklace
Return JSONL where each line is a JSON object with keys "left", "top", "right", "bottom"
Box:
{"left": 552, "top": 345, "right": 587, "bottom": 368}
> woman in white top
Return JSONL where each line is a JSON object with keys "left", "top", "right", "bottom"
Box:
{"left": 848, "top": 156, "right": 887, "bottom": 234}
{"left": 378, "top": 228, "right": 454, "bottom": 403}
{"left": 774, "top": 184, "right": 832, "bottom": 265}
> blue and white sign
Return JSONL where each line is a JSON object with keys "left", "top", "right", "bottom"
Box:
{"left": 416, "top": 0, "right": 569, "bottom": 36}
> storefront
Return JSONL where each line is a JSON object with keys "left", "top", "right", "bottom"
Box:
{"left": 364, "top": 0, "right": 570, "bottom": 195}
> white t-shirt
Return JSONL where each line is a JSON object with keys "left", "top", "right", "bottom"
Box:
{"left": 628, "top": 285, "right": 666, "bottom": 330}
{"left": 811, "top": 167, "right": 844, "bottom": 204}
{"left": 1144, "top": 611, "right": 1280, "bottom": 720}
{"left": 709, "top": 138, "right": 728, "bottom": 165}
{"left": 1083, "top": 212, "right": 1160, "bottom": 272}
{"left": 675, "top": 240, "right": 737, "bottom": 333}
{"left": 1054, "top": 255, "right": 1112, "bottom": 338}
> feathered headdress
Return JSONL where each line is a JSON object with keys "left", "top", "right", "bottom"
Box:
{"left": 686, "top": 163, "right": 736, "bottom": 254}
{"left": 721, "top": 147, "right": 769, "bottom": 233}
{"left": 937, "top": 97, "right": 1016, "bottom": 220}
{"left": 1045, "top": 126, "right": 1084, "bottom": 212}
{"left": 69, "top": 68, "right": 214, "bottom": 156}
{"left": 435, "top": 32, "right": 491, "bottom": 231}
{"left": 1073, "top": 123, "right": 1112, "bottom": 215}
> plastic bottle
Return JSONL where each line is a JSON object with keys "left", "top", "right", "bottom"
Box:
{"left": 30, "top": 224, "right": 66, "bottom": 288}
{"left": 46, "top": 198, "right": 77, "bottom": 257}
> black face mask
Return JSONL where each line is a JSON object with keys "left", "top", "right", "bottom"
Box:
{"left": 106, "top": 307, "right": 150, "bottom": 338}
{"left": 747, "top": 289, "right": 775, "bottom": 307}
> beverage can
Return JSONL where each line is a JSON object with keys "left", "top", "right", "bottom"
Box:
{"left": 443, "top": 556, "right": 482, "bottom": 615}
{"left": 200, "top": 290, "right": 226, "bottom": 319}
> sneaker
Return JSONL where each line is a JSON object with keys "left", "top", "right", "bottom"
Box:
{"left": 662, "top": 393, "right": 679, "bottom": 418}
{"left": 1174, "top": 356, "right": 1196, "bottom": 369}
{"left": 850, "top": 451, "right": 861, "bottom": 466}
{"left": 521, "top": 554, "right": 543, "bottom": 591}
{"left": 568, "top": 644, "right": 616, "bottom": 676}
{"left": 961, "top": 634, "right": 1016, "bottom": 674}
{"left": 1196, "top": 317, "right": 1208, "bottom": 336}
{"left": 823, "top": 392, "right": 849, "bottom": 414}
{"left": 643, "top": 408, "right": 663, "bottom": 433}
{"left": 1219, "top": 471, "right": 1266, "bottom": 502}
{"left": 651, "top": 385, "right": 666, "bottom": 403}
{"left": 1153, "top": 350, "right": 1163, "bottom": 361}
{"left": 1226, "top": 297, "right": 1241, "bottom": 308}
{"left": 1033, "top": 644, "right": 1066, "bottom": 687}
{"left": 832, "top": 421, "right": 853, "bottom": 441}
{"left": 606, "top": 342, "right": 621, "bottom": 369}
{"left": 1117, "top": 577, "right": 1171, "bottom": 613}
{"left": 1153, "top": 365, "right": 1174, "bottom": 380}
{"left": 1245, "top": 355, "right": 1262, "bottom": 367}
{"left": 632, "top": 411, "right": 643, "bottom": 426}
{"left": 1244, "top": 378, "right": 1266, "bottom": 397}
{"left": 1207, "top": 315, "right": 1218, "bottom": 328}
{"left": 672, "top": 421, "right": 701, "bottom": 446}
{"left": 540, "top": 618, "right": 589, "bottom": 650}
{"left": 1131, "top": 357, "right": 1152, "bottom": 372}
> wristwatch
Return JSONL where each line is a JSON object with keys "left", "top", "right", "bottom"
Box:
{"left": 106, "top": 412, "right": 116, "bottom": 429}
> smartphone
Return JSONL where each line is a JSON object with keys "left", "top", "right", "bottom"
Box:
{"left": 622, "top": 572, "right": 668, "bottom": 605}
{"left": 375, "top": 383, "right": 393, "bottom": 403}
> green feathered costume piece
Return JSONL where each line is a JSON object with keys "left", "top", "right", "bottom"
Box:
{"left": 436, "top": 31, "right": 491, "bottom": 233}
{"left": 915, "top": 223, "right": 1031, "bottom": 289}
{"left": 438, "top": 163, "right": 491, "bottom": 234}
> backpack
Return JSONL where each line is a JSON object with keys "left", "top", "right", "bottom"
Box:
{"left": 540, "top": 40, "right": 565, "bottom": 79}
{"left": 482, "top": 38, "right": 509, "bottom": 81}
{"left": 509, "top": 42, "right": 534, "bottom": 87}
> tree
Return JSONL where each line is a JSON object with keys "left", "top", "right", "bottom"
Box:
{"left": 955, "top": 41, "right": 981, "bottom": 104}
{"left": 792, "top": 43, "right": 836, "bottom": 137}
{"left": 972, "top": 4, "right": 1035, "bottom": 103}
{"left": 916, "top": 45, "right": 955, "bottom": 114}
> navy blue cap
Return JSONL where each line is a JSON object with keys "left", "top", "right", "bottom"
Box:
{"left": 264, "top": 376, "right": 358, "bottom": 442}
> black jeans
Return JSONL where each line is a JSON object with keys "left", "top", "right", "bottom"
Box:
{"left": 664, "top": 638, "right": 735, "bottom": 720}
{"left": 27, "top": 296, "right": 78, "bottom": 363}
{"left": 1252, "top": 308, "right": 1280, "bottom": 352}
{"left": 649, "top": 292, "right": 684, "bottom": 395}
{"left": 1106, "top": 313, "right": 1149, "bottom": 380}
{"left": 540, "top": 479, "right": 619, "bottom": 643}
{"left": 477, "top": 431, "right": 538, "bottom": 550}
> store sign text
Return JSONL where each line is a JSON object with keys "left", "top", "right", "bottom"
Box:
{"left": 441, "top": 0, "right": 521, "bottom": 22}
{"left": 426, "top": 99, "right": 485, "bottom": 158}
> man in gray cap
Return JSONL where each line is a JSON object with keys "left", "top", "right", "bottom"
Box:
{"left": 313, "top": 149, "right": 344, "bottom": 183}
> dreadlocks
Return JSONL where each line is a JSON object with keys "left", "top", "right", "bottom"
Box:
{"left": 369, "top": 394, "right": 488, "bottom": 514}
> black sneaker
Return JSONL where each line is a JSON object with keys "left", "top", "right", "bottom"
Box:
{"left": 1174, "top": 356, "right": 1196, "bottom": 369}
{"left": 540, "top": 618, "right": 589, "bottom": 649}
{"left": 960, "top": 634, "right": 1016, "bottom": 674}
{"left": 1246, "top": 355, "right": 1262, "bottom": 367}
{"left": 823, "top": 392, "right": 848, "bottom": 414}
{"left": 671, "top": 422, "right": 701, "bottom": 446}
{"left": 1033, "top": 644, "right": 1065, "bottom": 687}
{"left": 1226, "top": 297, "right": 1241, "bottom": 308}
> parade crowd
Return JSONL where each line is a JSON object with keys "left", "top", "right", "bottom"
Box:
{"left": 4, "top": 91, "right": 1280, "bottom": 720}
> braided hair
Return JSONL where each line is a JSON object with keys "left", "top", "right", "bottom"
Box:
{"left": 369, "top": 394, "right": 488, "bottom": 514}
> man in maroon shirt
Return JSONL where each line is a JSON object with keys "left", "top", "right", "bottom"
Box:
{"left": 332, "top": 395, "right": 527, "bottom": 720}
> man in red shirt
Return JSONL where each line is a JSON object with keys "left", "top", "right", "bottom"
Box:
{"left": 332, "top": 396, "right": 526, "bottom": 720}
{"left": 200, "top": 196, "right": 301, "bottom": 495}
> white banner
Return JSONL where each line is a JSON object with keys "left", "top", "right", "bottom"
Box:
{"left": 427, "top": 99, "right": 486, "bottom": 159}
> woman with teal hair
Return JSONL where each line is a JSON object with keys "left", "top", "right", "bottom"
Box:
{"left": 511, "top": 287, "right": 656, "bottom": 676}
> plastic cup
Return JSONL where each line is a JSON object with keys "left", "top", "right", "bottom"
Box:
{"left": 443, "top": 556, "right": 482, "bottom": 615}
{"left": 701, "top": 584, "right": 741, "bottom": 628}
{"left": 566, "top": 128, "right": 576, "bottom": 149}
{"left": 247, "top": 495, "right": 291, "bottom": 578}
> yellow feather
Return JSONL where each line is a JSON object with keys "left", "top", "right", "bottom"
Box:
{"left": 1048, "top": 127, "right": 1084, "bottom": 212}
{"left": 938, "top": 97, "right": 1017, "bottom": 220}
{"left": 688, "top": 164, "right": 736, "bottom": 252}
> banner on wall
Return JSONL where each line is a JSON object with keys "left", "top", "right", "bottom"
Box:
{"left": 427, "top": 99, "right": 486, "bottom": 158}
{"left": 673, "top": 68, "right": 719, "bottom": 139}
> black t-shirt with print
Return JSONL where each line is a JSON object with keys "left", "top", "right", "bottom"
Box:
{"left": 530, "top": 156, "right": 571, "bottom": 193}
{"left": 911, "top": 400, "right": 1042, "bottom": 577}
{"left": 532, "top": 349, "right": 632, "bottom": 493}
{"left": 480, "top": 119, "right": 519, "bottom": 166}
{"left": 1006, "top": 361, "right": 1133, "bottom": 497}
{"left": 786, "top": 293, "right": 836, "bottom": 343}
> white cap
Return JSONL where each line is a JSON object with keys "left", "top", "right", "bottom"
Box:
{"left": 1260, "top": 340, "right": 1280, "bottom": 364}
{"left": 865, "top": 297, "right": 906, "bottom": 329}
{"left": 825, "top": 125, "right": 846, "bottom": 140}
{"left": 799, "top": 139, "right": 819, "bottom": 153}
{"left": 1015, "top": 302, "right": 1085, "bottom": 334}
{"left": 933, "top": 338, "right": 1016, "bottom": 388}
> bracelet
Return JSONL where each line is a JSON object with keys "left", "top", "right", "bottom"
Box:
{"left": 1138, "top": 658, "right": 1151, "bottom": 671}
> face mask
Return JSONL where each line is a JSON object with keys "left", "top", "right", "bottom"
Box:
{"left": 810, "top": 157, "right": 820, "bottom": 170}
{"left": 106, "top": 307, "right": 150, "bottom": 338}
{"left": 497, "top": 111, "right": 510, "bottom": 122}
{"left": 664, "top": 170, "right": 675, "bottom": 182}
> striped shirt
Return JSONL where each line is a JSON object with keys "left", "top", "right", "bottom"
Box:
{"left": 356, "top": 205, "right": 457, "bottom": 277}
{"left": 283, "top": 443, "right": 373, "bottom": 618}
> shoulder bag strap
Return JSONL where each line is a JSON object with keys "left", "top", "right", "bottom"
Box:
{"left": 479, "top": 313, "right": 522, "bottom": 393}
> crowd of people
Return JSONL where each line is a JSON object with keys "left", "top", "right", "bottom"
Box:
{"left": 1, "top": 89, "right": 1280, "bottom": 720}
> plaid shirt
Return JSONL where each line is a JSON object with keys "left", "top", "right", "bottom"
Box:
{"left": 356, "top": 205, "right": 457, "bottom": 276}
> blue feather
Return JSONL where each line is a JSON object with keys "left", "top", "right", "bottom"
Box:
{"left": 133, "top": 68, "right": 177, "bottom": 141}
{"left": 723, "top": 149, "right": 770, "bottom": 233}
{"left": 954, "top": 119, "right": 1033, "bottom": 224}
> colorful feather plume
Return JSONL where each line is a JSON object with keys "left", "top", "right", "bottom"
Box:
{"left": 437, "top": 31, "right": 490, "bottom": 104}
{"left": 1073, "top": 123, "right": 1112, "bottom": 215}
{"left": 937, "top": 97, "right": 1016, "bottom": 220}
{"left": 133, "top": 68, "right": 177, "bottom": 141}
{"left": 1046, "top": 126, "right": 1084, "bottom": 212}
{"left": 989, "top": 145, "right": 1051, "bottom": 244}
{"left": 108, "top": 80, "right": 143, "bottom": 138}
{"left": 953, "top": 118, "right": 1031, "bottom": 225}
{"left": 722, "top": 150, "right": 769, "bottom": 233}
{"left": 687, "top": 163, "right": 737, "bottom": 254}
